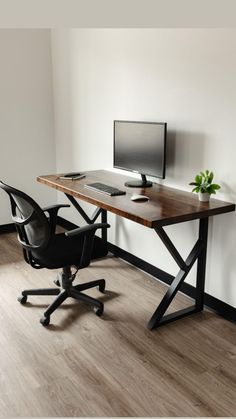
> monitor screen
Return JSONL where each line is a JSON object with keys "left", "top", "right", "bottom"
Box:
{"left": 113, "top": 120, "right": 167, "bottom": 187}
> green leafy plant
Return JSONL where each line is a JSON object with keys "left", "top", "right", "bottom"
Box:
{"left": 189, "top": 170, "right": 221, "bottom": 195}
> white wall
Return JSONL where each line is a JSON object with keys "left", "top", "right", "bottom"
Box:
{"left": 51, "top": 29, "right": 236, "bottom": 307}
{"left": 0, "top": 29, "right": 56, "bottom": 224}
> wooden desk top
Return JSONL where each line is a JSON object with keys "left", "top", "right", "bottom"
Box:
{"left": 37, "top": 170, "right": 235, "bottom": 228}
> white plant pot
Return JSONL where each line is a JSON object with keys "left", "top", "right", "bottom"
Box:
{"left": 199, "top": 192, "right": 210, "bottom": 202}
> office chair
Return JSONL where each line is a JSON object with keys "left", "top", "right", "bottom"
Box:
{"left": 0, "top": 181, "right": 110, "bottom": 326}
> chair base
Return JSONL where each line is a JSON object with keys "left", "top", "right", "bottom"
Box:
{"left": 18, "top": 270, "right": 105, "bottom": 326}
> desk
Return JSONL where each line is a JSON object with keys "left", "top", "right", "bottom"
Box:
{"left": 37, "top": 170, "right": 235, "bottom": 329}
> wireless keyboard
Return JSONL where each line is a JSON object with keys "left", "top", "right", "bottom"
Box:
{"left": 84, "top": 182, "right": 126, "bottom": 196}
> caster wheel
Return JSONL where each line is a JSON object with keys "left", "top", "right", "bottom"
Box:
{"left": 40, "top": 315, "right": 50, "bottom": 326}
{"left": 94, "top": 304, "right": 104, "bottom": 317}
{"left": 97, "top": 280, "right": 105, "bottom": 293}
{"left": 17, "top": 295, "right": 27, "bottom": 304}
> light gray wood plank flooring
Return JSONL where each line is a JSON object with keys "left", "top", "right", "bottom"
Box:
{"left": 0, "top": 232, "right": 235, "bottom": 417}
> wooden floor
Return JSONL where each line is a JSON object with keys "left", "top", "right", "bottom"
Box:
{"left": 0, "top": 232, "right": 235, "bottom": 417}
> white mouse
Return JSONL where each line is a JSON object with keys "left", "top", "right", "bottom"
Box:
{"left": 130, "top": 194, "right": 149, "bottom": 202}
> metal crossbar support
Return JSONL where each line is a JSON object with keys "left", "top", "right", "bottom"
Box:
{"left": 91, "top": 207, "right": 103, "bottom": 223}
{"left": 65, "top": 194, "right": 92, "bottom": 224}
{"left": 64, "top": 194, "right": 108, "bottom": 241}
{"left": 155, "top": 226, "right": 187, "bottom": 270}
{"left": 148, "top": 218, "right": 209, "bottom": 330}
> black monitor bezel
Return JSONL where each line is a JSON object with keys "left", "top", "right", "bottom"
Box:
{"left": 113, "top": 120, "right": 167, "bottom": 180}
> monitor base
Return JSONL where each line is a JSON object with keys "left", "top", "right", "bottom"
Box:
{"left": 125, "top": 174, "right": 152, "bottom": 188}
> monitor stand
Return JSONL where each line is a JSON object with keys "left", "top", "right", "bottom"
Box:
{"left": 125, "top": 174, "right": 152, "bottom": 188}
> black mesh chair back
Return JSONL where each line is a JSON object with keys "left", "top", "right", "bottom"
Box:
{"left": 0, "top": 181, "right": 50, "bottom": 265}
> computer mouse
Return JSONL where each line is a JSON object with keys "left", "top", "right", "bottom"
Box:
{"left": 130, "top": 194, "right": 149, "bottom": 202}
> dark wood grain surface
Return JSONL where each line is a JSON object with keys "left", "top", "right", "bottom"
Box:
{"left": 37, "top": 170, "right": 235, "bottom": 228}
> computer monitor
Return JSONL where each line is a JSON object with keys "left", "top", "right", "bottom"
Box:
{"left": 113, "top": 120, "right": 167, "bottom": 187}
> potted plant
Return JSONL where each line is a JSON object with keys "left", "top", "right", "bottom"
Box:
{"left": 189, "top": 170, "right": 221, "bottom": 202}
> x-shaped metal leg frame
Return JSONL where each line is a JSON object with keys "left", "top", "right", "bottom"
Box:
{"left": 147, "top": 217, "right": 209, "bottom": 330}
{"left": 65, "top": 194, "right": 108, "bottom": 241}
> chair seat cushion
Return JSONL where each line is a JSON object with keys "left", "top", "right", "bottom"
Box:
{"left": 32, "top": 232, "right": 108, "bottom": 269}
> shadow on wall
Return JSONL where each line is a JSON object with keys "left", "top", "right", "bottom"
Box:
{"left": 166, "top": 130, "right": 207, "bottom": 183}
{"left": 208, "top": 212, "right": 236, "bottom": 306}
{"left": 114, "top": 216, "right": 132, "bottom": 251}
{"left": 220, "top": 182, "right": 236, "bottom": 202}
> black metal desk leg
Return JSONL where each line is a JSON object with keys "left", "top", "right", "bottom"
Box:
{"left": 147, "top": 218, "right": 209, "bottom": 330}
{"left": 195, "top": 217, "right": 209, "bottom": 311}
{"left": 101, "top": 209, "right": 107, "bottom": 242}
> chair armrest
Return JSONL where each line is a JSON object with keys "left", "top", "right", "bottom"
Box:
{"left": 43, "top": 204, "right": 70, "bottom": 234}
{"left": 42, "top": 204, "right": 70, "bottom": 213}
{"left": 65, "top": 223, "right": 110, "bottom": 238}
{"left": 65, "top": 223, "right": 110, "bottom": 269}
